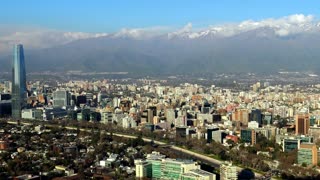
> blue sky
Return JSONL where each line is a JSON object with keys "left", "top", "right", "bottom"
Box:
{"left": 0, "top": 0, "right": 319, "bottom": 33}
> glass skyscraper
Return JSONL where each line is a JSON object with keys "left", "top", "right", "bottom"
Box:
{"left": 12, "top": 44, "right": 27, "bottom": 119}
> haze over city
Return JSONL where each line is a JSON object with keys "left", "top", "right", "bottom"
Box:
{"left": 1, "top": 1, "right": 320, "bottom": 180}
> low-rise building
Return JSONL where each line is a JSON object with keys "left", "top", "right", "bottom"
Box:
{"left": 220, "top": 163, "right": 237, "bottom": 180}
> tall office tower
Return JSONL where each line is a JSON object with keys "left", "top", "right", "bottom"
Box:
{"left": 11, "top": 44, "right": 27, "bottom": 119}
{"left": 295, "top": 113, "right": 310, "bottom": 135}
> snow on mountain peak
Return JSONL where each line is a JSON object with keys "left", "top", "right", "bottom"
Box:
{"left": 167, "top": 14, "right": 319, "bottom": 39}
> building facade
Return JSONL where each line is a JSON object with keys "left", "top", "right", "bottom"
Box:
{"left": 283, "top": 138, "right": 301, "bottom": 152}
{"left": 232, "top": 109, "right": 249, "bottom": 125}
{"left": 220, "top": 163, "right": 237, "bottom": 180}
{"left": 135, "top": 151, "right": 216, "bottom": 180}
{"left": 249, "top": 109, "right": 262, "bottom": 126}
{"left": 53, "top": 90, "right": 70, "bottom": 107}
{"left": 241, "top": 129, "right": 256, "bottom": 145}
{"left": 295, "top": 113, "right": 310, "bottom": 135}
{"left": 297, "top": 143, "right": 318, "bottom": 166}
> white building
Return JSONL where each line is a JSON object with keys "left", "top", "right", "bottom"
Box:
{"left": 220, "top": 163, "right": 237, "bottom": 180}
{"left": 248, "top": 121, "right": 259, "bottom": 129}
{"left": 21, "top": 109, "right": 34, "bottom": 119}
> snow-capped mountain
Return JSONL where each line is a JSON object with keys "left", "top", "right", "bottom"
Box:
{"left": 1, "top": 14, "right": 320, "bottom": 75}
{"left": 167, "top": 14, "right": 319, "bottom": 39}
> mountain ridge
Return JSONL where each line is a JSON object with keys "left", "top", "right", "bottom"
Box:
{"left": 1, "top": 26, "right": 320, "bottom": 75}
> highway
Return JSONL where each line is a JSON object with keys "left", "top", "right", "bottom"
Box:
{"left": 6, "top": 120, "right": 272, "bottom": 179}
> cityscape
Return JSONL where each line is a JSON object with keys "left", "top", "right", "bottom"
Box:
{"left": 1, "top": 1, "right": 320, "bottom": 180}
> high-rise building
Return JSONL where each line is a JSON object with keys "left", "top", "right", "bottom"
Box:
{"left": 11, "top": 44, "right": 27, "bottom": 119}
{"left": 241, "top": 129, "right": 256, "bottom": 145}
{"left": 249, "top": 109, "right": 262, "bottom": 126}
{"left": 141, "top": 107, "right": 156, "bottom": 124}
{"left": 212, "top": 130, "right": 227, "bottom": 144}
{"left": 295, "top": 113, "right": 310, "bottom": 135}
{"left": 232, "top": 109, "right": 249, "bottom": 125}
{"left": 165, "top": 109, "right": 176, "bottom": 126}
{"left": 53, "top": 90, "right": 70, "bottom": 107}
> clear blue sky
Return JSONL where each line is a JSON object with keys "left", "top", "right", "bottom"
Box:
{"left": 0, "top": 0, "right": 318, "bottom": 32}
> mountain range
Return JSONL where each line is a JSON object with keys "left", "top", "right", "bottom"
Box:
{"left": 1, "top": 14, "right": 320, "bottom": 75}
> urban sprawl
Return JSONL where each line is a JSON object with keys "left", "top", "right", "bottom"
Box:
{"left": 0, "top": 45, "right": 320, "bottom": 179}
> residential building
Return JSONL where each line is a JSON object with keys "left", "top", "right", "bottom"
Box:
{"left": 232, "top": 109, "right": 249, "bottom": 125}
{"left": 241, "top": 129, "right": 256, "bottom": 145}
{"left": 249, "top": 109, "right": 262, "bottom": 126}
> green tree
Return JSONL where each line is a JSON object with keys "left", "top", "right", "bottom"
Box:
{"left": 131, "top": 135, "right": 145, "bottom": 147}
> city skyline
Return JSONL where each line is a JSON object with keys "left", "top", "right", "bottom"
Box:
{"left": 1, "top": 1, "right": 320, "bottom": 179}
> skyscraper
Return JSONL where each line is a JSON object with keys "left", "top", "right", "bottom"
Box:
{"left": 12, "top": 44, "right": 27, "bottom": 119}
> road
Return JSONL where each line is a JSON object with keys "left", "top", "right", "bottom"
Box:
{"left": 7, "top": 120, "right": 272, "bottom": 179}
